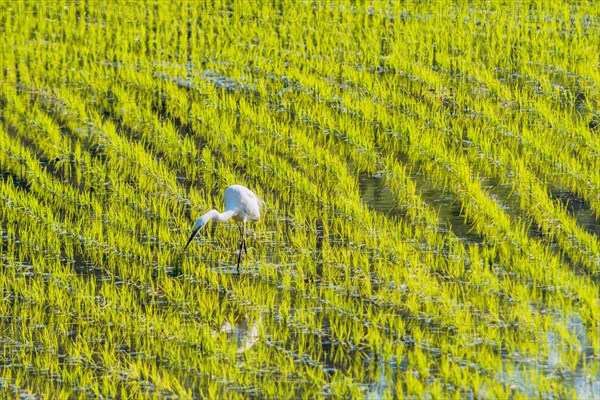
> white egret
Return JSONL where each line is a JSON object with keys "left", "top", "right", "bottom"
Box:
{"left": 184, "top": 184, "right": 263, "bottom": 271}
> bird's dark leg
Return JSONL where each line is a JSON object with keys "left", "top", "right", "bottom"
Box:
{"left": 242, "top": 224, "right": 248, "bottom": 256}
{"left": 236, "top": 223, "right": 248, "bottom": 257}
{"left": 237, "top": 223, "right": 245, "bottom": 272}
{"left": 236, "top": 240, "right": 244, "bottom": 272}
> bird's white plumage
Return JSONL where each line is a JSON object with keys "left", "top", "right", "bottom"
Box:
{"left": 183, "top": 184, "right": 263, "bottom": 270}
{"left": 224, "top": 184, "right": 262, "bottom": 223}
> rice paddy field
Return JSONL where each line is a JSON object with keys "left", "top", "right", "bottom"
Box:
{"left": 0, "top": 0, "right": 599, "bottom": 398}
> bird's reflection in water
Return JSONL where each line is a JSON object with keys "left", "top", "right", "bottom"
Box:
{"left": 213, "top": 310, "right": 262, "bottom": 353}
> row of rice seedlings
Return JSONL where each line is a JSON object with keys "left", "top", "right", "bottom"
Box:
{"left": 255, "top": 0, "right": 596, "bottom": 219}
{"left": 2, "top": 0, "right": 598, "bottom": 397}
{"left": 356, "top": 59, "right": 600, "bottom": 275}
{"left": 270, "top": 41, "right": 596, "bottom": 288}
{"left": 1, "top": 71, "right": 258, "bottom": 304}
{"left": 250, "top": 62, "right": 596, "bottom": 324}
{"left": 0, "top": 106, "right": 167, "bottom": 271}
{"left": 379, "top": 7, "right": 599, "bottom": 212}
{"left": 155, "top": 95, "right": 584, "bottom": 396}
{"left": 0, "top": 79, "right": 332, "bottom": 396}
{"left": 4, "top": 64, "right": 580, "bottom": 400}
{"left": 0, "top": 166, "right": 310, "bottom": 396}
{"left": 84, "top": 68, "right": 552, "bottom": 394}
{"left": 8, "top": 7, "right": 412, "bottom": 398}
{"left": 205, "top": 6, "right": 600, "bottom": 392}
{"left": 401, "top": 47, "right": 599, "bottom": 223}
{"left": 90, "top": 24, "right": 600, "bottom": 394}
{"left": 225, "top": 30, "right": 596, "bottom": 288}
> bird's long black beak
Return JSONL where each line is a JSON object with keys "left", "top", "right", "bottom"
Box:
{"left": 183, "top": 227, "right": 200, "bottom": 252}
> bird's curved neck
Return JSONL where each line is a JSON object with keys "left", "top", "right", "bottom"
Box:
{"left": 203, "top": 209, "right": 236, "bottom": 223}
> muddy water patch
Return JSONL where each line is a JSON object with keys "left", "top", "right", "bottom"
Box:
{"left": 358, "top": 173, "right": 404, "bottom": 218}
{"left": 550, "top": 186, "right": 600, "bottom": 240}
{"left": 364, "top": 163, "right": 486, "bottom": 246}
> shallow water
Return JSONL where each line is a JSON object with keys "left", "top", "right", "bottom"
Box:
{"left": 551, "top": 186, "right": 600, "bottom": 240}
{"left": 359, "top": 171, "right": 485, "bottom": 245}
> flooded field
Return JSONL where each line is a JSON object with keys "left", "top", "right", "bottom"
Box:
{"left": 0, "top": 1, "right": 599, "bottom": 398}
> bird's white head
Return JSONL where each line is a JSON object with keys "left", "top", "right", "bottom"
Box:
{"left": 183, "top": 216, "right": 207, "bottom": 251}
